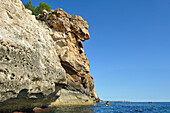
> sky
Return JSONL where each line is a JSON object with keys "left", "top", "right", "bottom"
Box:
{"left": 22, "top": 0, "right": 170, "bottom": 102}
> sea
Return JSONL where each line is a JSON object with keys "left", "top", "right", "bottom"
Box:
{"left": 39, "top": 102, "right": 170, "bottom": 113}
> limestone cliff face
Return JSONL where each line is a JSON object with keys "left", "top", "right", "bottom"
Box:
{"left": 0, "top": 0, "right": 99, "bottom": 112}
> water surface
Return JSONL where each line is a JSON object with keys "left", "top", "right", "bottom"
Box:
{"left": 40, "top": 102, "right": 170, "bottom": 113}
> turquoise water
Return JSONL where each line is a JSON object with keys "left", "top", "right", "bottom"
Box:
{"left": 41, "top": 102, "right": 170, "bottom": 113}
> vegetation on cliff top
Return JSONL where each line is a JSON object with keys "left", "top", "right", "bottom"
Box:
{"left": 24, "top": 1, "right": 51, "bottom": 16}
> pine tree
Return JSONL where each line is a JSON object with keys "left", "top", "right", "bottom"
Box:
{"left": 24, "top": 1, "right": 51, "bottom": 16}
{"left": 35, "top": 2, "right": 51, "bottom": 16}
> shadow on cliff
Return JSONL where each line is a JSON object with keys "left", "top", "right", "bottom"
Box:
{"left": 0, "top": 85, "right": 63, "bottom": 113}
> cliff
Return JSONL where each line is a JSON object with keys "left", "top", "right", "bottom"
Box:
{"left": 0, "top": 0, "right": 99, "bottom": 112}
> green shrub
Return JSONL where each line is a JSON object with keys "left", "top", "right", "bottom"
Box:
{"left": 24, "top": 1, "right": 36, "bottom": 15}
{"left": 34, "top": 2, "right": 51, "bottom": 16}
{"left": 24, "top": 1, "right": 51, "bottom": 16}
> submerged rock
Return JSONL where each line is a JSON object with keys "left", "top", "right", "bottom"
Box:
{"left": 0, "top": 0, "right": 99, "bottom": 112}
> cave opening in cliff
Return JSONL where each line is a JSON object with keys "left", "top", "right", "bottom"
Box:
{"left": 81, "top": 77, "right": 87, "bottom": 88}
{"left": 79, "top": 49, "right": 83, "bottom": 54}
{"left": 78, "top": 42, "right": 83, "bottom": 48}
{"left": 50, "top": 25, "right": 53, "bottom": 28}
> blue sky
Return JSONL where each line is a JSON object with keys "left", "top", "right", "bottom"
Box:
{"left": 22, "top": 0, "right": 170, "bottom": 102}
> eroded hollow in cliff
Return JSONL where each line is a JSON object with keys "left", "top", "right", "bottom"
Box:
{"left": 78, "top": 41, "right": 83, "bottom": 48}
{"left": 60, "top": 61, "right": 88, "bottom": 92}
{"left": 61, "top": 61, "right": 78, "bottom": 75}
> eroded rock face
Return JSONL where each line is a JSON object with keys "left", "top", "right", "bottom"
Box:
{"left": 37, "top": 9, "right": 99, "bottom": 105}
{"left": 0, "top": 0, "right": 67, "bottom": 111}
{"left": 0, "top": 0, "right": 99, "bottom": 112}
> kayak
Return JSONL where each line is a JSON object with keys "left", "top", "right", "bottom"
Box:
{"left": 106, "top": 104, "right": 111, "bottom": 106}
{"left": 33, "top": 107, "right": 51, "bottom": 112}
